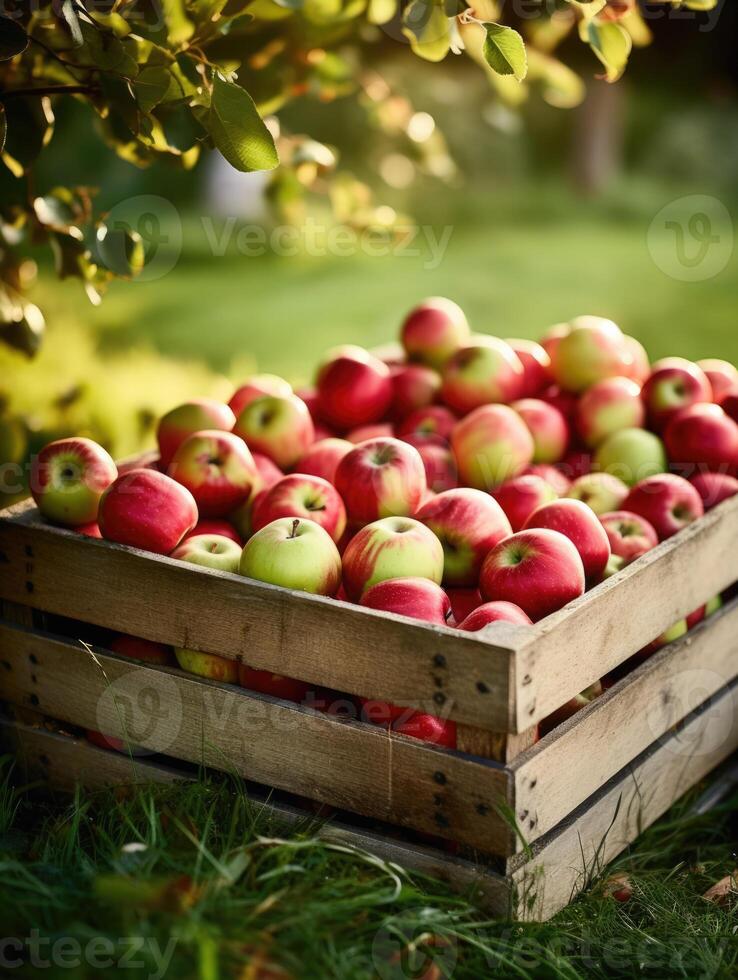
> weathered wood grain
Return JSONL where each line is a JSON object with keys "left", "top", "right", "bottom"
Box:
{"left": 0, "top": 503, "right": 516, "bottom": 730}
{"left": 510, "top": 596, "right": 738, "bottom": 848}
{"left": 0, "top": 620, "right": 514, "bottom": 854}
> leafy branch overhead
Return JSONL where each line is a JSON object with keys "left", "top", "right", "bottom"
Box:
{"left": 0, "top": 0, "right": 720, "bottom": 355}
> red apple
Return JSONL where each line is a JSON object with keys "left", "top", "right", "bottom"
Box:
{"left": 550, "top": 316, "right": 628, "bottom": 393}
{"left": 109, "top": 633, "right": 174, "bottom": 665}
{"left": 575, "top": 376, "right": 645, "bottom": 448}
{"left": 400, "top": 297, "right": 470, "bottom": 369}
{"left": 697, "top": 358, "right": 738, "bottom": 405}
{"left": 157, "top": 398, "right": 235, "bottom": 470}
{"left": 75, "top": 521, "right": 103, "bottom": 538}
{"left": 316, "top": 346, "right": 392, "bottom": 429}
{"left": 540, "top": 322, "right": 570, "bottom": 362}
{"left": 689, "top": 471, "right": 738, "bottom": 510}
{"left": 457, "top": 601, "right": 532, "bottom": 631}
{"left": 664, "top": 402, "right": 738, "bottom": 473}
{"left": 360, "top": 698, "right": 409, "bottom": 727}
{"left": 346, "top": 423, "right": 394, "bottom": 444}
{"left": 341, "top": 516, "right": 443, "bottom": 600}
{"left": 492, "top": 475, "right": 558, "bottom": 532}
{"left": 233, "top": 394, "right": 314, "bottom": 470}
{"left": 294, "top": 437, "right": 353, "bottom": 484}
{"left": 396, "top": 405, "right": 457, "bottom": 443}
{"left": 540, "top": 384, "right": 578, "bottom": 424}
{"left": 392, "top": 711, "right": 457, "bottom": 749}
{"left": 521, "top": 463, "right": 572, "bottom": 496}
{"left": 252, "top": 452, "right": 284, "bottom": 488}
{"left": 416, "top": 488, "right": 512, "bottom": 587}
{"left": 335, "top": 437, "right": 426, "bottom": 525}
{"left": 441, "top": 337, "right": 524, "bottom": 414}
{"left": 451, "top": 404, "right": 535, "bottom": 490}
{"left": 360, "top": 577, "right": 451, "bottom": 625}
{"left": 99, "top": 469, "right": 198, "bottom": 554}
{"left": 480, "top": 528, "right": 585, "bottom": 622}
{"left": 598, "top": 510, "right": 658, "bottom": 561}
{"left": 512, "top": 398, "right": 569, "bottom": 463}
{"left": 559, "top": 449, "right": 592, "bottom": 481}
{"left": 252, "top": 473, "right": 347, "bottom": 543}
{"left": 446, "top": 587, "right": 483, "bottom": 625}
{"left": 641, "top": 357, "right": 712, "bottom": 430}
{"left": 238, "top": 665, "right": 311, "bottom": 703}
{"left": 183, "top": 519, "right": 241, "bottom": 545}
{"left": 405, "top": 437, "right": 458, "bottom": 493}
{"left": 523, "top": 498, "right": 610, "bottom": 580}
{"left": 621, "top": 335, "right": 650, "bottom": 385}
{"left": 31, "top": 437, "right": 117, "bottom": 526}
{"left": 505, "top": 338, "right": 552, "bottom": 396}
{"left": 229, "top": 374, "right": 293, "bottom": 417}
{"left": 389, "top": 364, "right": 441, "bottom": 420}
{"left": 622, "top": 473, "right": 704, "bottom": 540}
{"left": 168, "top": 430, "right": 261, "bottom": 517}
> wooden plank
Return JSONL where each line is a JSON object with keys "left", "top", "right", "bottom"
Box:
{"left": 513, "top": 494, "right": 738, "bottom": 730}
{"left": 2, "top": 720, "right": 514, "bottom": 915}
{"left": 0, "top": 502, "right": 516, "bottom": 731}
{"left": 510, "top": 595, "right": 738, "bottom": 847}
{"left": 456, "top": 725, "right": 538, "bottom": 764}
{"left": 0, "top": 620, "right": 514, "bottom": 855}
{"left": 512, "top": 683, "right": 738, "bottom": 920}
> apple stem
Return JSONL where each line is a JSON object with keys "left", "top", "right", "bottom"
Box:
{"left": 288, "top": 518, "right": 300, "bottom": 539}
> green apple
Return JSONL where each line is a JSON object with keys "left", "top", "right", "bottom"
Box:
{"left": 239, "top": 517, "right": 342, "bottom": 596}
{"left": 175, "top": 647, "right": 239, "bottom": 683}
{"left": 170, "top": 533, "right": 242, "bottom": 573}
{"left": 567, "top": 472, "right": 629, "bottom": 515}
{"left": 593, "top": 428, "right": 667, "bottom": 486}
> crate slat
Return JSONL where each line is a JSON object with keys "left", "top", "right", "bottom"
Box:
{"left": 0, "top": 619, "right": 515, "bottom": 854}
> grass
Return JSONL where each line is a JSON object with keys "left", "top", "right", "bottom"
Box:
{"left": 0, "top": 759, "right": 736, "bottom": 979}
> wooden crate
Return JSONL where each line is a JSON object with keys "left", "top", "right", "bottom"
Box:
{"left": 1, "top": 491, "right": 738, "bottom": 919}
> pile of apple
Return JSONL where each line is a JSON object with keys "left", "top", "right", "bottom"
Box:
{"left": 30, "top": 299, "right": 738, "bottom": 745}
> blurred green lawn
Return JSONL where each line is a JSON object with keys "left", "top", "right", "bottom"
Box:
{"left": 38, "top": 183, "right": 738, "bottom": 385}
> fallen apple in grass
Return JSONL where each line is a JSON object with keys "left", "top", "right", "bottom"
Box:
{"left": 251, "top": 473, "right": 347, "bottom": 543}
{"left": 360, "top": 577, "right": 451, "bottom": 625}
{"left": 170, "top": 533, "right": 243, "bottom": 574}
{"left": 599, "top": 510, "right": 658, "bottom": 562}
{"left": 167, "top": 430, "right": 261, "bottom": 517}
{"left": 240, "top": 517, "right": 342, "bottom": 596}
{"left": 457, "top": 601, "right": 532, "bottom": 631}
{"left": 316, "top": 345, "right": 392, "bottom": 430}
{"left": 341, "top": 516, "right": 444, "bottom": 601}
{"left": 234, "top": 394, "right": 314, "bottom": 470}
{"left": 157, "top": 398, "right": 235, "bottom": 470}
{"left": 451, "top": 404, "right": 535, "bottom": 490}
{"left": 622, "top": 473, "right": 704, "bottom": 540}
{"left": 99, "top": 469, "right": 198, "bottom": 555}
{"left": 593, "top": 427, "right": 667, "bottom": 486}
{"left": 566, "top": 472, "right": 629, "bottom": 515}
{"left": 175, "top": 647, "right": 239, "bottom": 683}
{"left": 31, "top": 437, "right": 117, "bottom": 526}
{"left": 441, "top": 337, "right": 524, "bottom": 414}
{"left": 492, "top": 475, "right": 558, "bottom": 532}
{"left": 416, "top": 487, "right": 512, "bottom": 586}
{"left": 335, "top": 437, "right": 426, "bottom": 525}
{"left": 523, "top": 498, "right": 611, "bottom": 581}
{"left": 480, "top": 528, "right": 586, "bottom": 622}
{"left": 400, "top": 297, "right": 470, "bottom": 369}
{"left": 689, "top": 471, "right": 738, "bottom": 510}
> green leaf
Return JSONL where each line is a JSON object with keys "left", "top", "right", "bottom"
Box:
{"left": 161, "top": 0, "right": 195, "bottom": 46}
{"left": 96, "top": 224, "right": 145, "bottom": 278}
{"left": 0, "top": 14, "right": 28, "bottom": 60}
{"left": 402, "top": 1, "right": 451, "bottom": 63}
{"left": 582, "top": 19, "right": 631, "bottom": 82}
{"left": 483, "top": 23, "right": 528, "bottom": 82}
{"left": 207, "top": 74, "right": 278, "bottom": 172}
{"left": 1, "top": 97, "right": 54, "bottom": 177}
{"left": 79, "top": 22, "right": 139, "bottom": 77}
{"left": 134, "top": 66, "right": 174, "bottom": 113}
